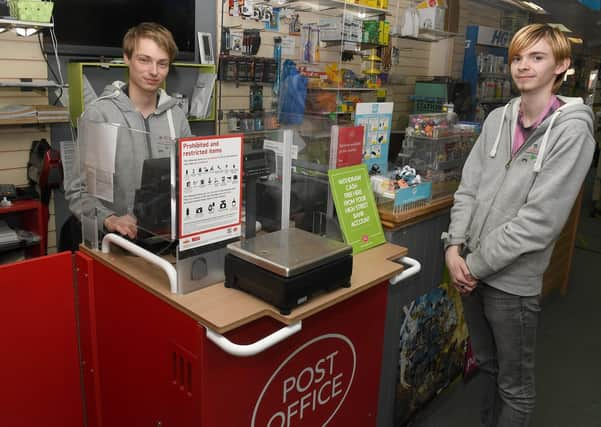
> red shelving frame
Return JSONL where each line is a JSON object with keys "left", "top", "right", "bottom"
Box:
{"left": 0, "top": 199, "right": 47, "bottom": 258}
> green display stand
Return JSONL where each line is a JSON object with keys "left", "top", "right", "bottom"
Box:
{"left": 68, "top": 62, "right": 216, "bottom": 126}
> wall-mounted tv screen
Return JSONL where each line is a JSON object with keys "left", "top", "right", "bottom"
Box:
{"left": 50, "top": 0, "right": 196, "bottom": 60}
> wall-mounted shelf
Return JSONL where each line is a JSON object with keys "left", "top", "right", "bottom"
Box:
{"left": 0, "top": 18, "right": 53, "bottom": 36}
{"left": 307, "top": 87, "right": 378, "bottom": 92}
{"left": 0, "top": 200, "right": 46, "bottom": 259}
{"left": 320, "top": 39, "right": 389, "bottom": 50}
{"left": 0, "top": 119, "right": 69, "bottom": 126}
{"left": 0, "top": 80, "right": 67, "bottom": 89}
{"left": 394, "top": 29, "right": 457, "bottom": 42}
{"left": 0, "top": 104, "right": 69, "bottom": 126}
{"left": 230, "top": 128, "right": 281, "bottom": 136}
{"left": 286, "top": 0, "right": 389, "bottom": 16}
{"left": 306, "top": 110, "right": 354, "bottom": 116}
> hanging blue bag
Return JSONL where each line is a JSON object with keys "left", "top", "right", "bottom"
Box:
{"left": 278, "top": 59, "right": 307, "bottom": 125}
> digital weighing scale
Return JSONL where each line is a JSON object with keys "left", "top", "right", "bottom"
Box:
{"left": 224, "top": 228, "right": 353, "bottom": 314}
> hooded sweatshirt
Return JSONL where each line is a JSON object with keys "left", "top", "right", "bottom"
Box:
{"left": 65, "top": 81, "right": 192, "bottom": 229}
{"left": 442, "top": 96, "right": 595, "bottom": 296}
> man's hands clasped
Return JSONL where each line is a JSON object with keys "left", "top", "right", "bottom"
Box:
{"left": 445, "top": 245, "right": 478, "bottom": 295}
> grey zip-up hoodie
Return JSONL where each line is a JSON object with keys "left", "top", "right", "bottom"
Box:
{"left": 65, "top": 81, "right": 192, "bottom": 229}
{"left": 442, "top": 96, "right": 595, "bottom": 296}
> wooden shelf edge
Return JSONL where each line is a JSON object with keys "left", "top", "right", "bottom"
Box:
{"left": 380, "top": 195, "right": 454, "bottom": 230}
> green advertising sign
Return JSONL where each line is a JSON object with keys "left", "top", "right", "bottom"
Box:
{"left": 328, "top": 164, "right": 386, "bottom": 255}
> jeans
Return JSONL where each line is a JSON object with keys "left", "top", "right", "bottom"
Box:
{"left": 462, "top": 283, "right": 541, "bottom": 427}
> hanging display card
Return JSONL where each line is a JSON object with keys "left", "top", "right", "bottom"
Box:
{"left": 354, "top": 102, "right": 393, "bottom": 175}
{"left": 328, "top": 164, "right": 385, "bottom": 255}
{"left": 178, "top": 135, "right": 243, "bottom": 251}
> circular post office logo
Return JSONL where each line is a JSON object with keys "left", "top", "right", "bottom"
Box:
{"left": 252, "top": 334, "right": 356, "bottom": 427}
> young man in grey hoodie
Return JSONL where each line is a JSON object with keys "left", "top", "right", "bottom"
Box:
{"left": 65, "top": 22, "right": 191, "bottom": 239}
{"left": 442, "top": 24, "right": 595, "bottom": 426}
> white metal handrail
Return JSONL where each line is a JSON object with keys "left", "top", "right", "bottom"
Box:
{"left": 206, "top": 321, "right": 302, "bottom": 357}
{"left": 101, "top": 233, "right": 178, "bottom": 294}
{"left": 389, "top": 256, "right": 422, "bottom": 285}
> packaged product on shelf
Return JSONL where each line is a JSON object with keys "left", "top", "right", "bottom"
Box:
{"left": 400, "top": 121, "right": 479, "bottom": 198}
{"left": 371, "top": 166, "right": 432, "bottom": 215}
{"left": 407, "top": 112, "right": 455, "bottom": 138}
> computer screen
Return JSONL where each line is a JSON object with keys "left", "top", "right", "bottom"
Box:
{"left": 133, "top": 157, "right": 173, "bottom": 240}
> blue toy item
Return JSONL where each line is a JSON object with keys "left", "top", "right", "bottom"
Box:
{"left": 278, "top": 59, "right": 308, "bottom": 125}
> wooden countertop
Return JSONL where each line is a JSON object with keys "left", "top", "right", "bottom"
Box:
{"left": 379, "top": 195, "right": 454, "bottom": 231}
{"left": 81, "top": 242, "right": 407, "bottom": 334}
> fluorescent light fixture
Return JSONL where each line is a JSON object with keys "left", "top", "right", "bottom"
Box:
{"left": 547, "top": 23, "right": 573, "bottom": 33}
{"left": 358, "top": 11, "right": 366, "bottom": 18}
{"left": 519, "top": 1, "right": 548, "bottom": 13}
{"left": 15, "top": 27, "right": 39, "bottom": 37}
{"left": 567, "top": 37, "right": 584, "bottom": 44}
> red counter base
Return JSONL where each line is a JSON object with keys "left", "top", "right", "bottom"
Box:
{"left": 77, "top": 252, "right": 389, "bottom": 426}
{"left": 0, "top": 253, "right": 83, "bottom": 427}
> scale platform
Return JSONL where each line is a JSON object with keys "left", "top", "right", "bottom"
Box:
{"left": 224, "top": 228, "right": 353, "bottom": 315}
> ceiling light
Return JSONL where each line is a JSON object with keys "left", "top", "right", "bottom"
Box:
{"left": 519, "top": 1, "right": 548, "bottom": 13}
{"left": 547, "top": 23, "right": 573, "bottom": 33}
{"left": 15, "top": 27, "right": 39, "bottom": 37}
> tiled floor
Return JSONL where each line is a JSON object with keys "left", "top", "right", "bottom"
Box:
{"left": 406, "top": 169, "right": 601, "bottom": 427}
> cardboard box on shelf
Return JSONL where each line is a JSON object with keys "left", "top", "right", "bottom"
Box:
{"left": 418, "top": 6, "right": 446, "bottom": 31}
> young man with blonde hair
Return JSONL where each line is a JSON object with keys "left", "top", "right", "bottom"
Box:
{"left": 65, "top": 23, "right": 191, "bottom": 240}
{"left": 443, "top": 24, "right": 595, "bottom": 426}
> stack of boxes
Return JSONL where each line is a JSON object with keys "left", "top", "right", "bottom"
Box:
{"left": 416, "top": 0, "right": 447, "bottom": 32}
{"left": 319, "top": 14, "right": 363, "bottom": 43}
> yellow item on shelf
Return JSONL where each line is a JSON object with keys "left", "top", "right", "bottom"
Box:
{"left": 378, "top": 21, "right": 390, "bottom": 45}
{"left": 325, "top": 63, "right": 343, "bottom": 86}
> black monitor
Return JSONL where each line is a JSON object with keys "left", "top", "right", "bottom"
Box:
{"left": 49, "top": 0, "right": 196, "bottom": 60}
{"left": 133, "top": 157, "right": 173, "bottom": 241}
{"left": 256, "top": 173, "right": 329, "bottom": 232}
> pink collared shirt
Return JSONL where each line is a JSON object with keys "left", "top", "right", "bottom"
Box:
{"left": 512, "top": 96, "right": 563, "bottom": 156}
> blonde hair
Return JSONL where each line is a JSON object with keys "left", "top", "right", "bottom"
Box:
{"left": 509, "top": 24, "right": 571, "bottom": 92}
{"left": 122, "top": 22, "right": 178, "bottom": 63}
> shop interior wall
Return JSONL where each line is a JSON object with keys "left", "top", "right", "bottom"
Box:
{"left": 451, "top": 0, "right": 503, "bottom": 79}
{"left": 216, "top": 0, "right": 505, "bottom": 133}
{"left": 215, "top": 0, "right": 372, "bottom": 132}
{"left": 0, "top": 31, "right": 57, "bottom": 253}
